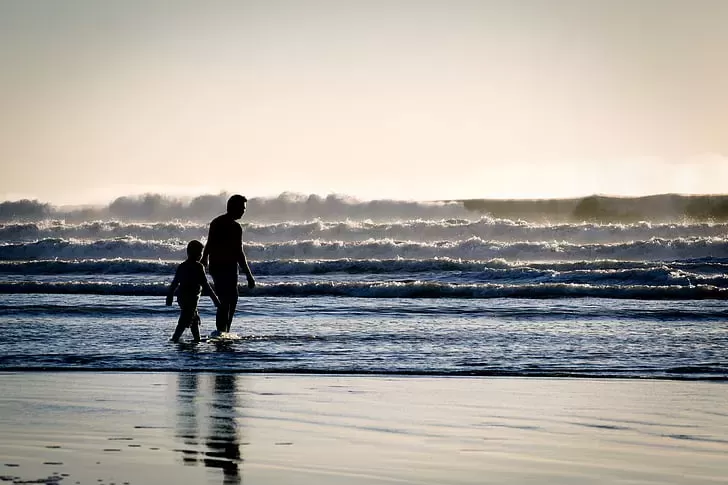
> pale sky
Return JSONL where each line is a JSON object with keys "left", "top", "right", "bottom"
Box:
{"left": 1, "top": 0, "right": 728, "bottom": 204}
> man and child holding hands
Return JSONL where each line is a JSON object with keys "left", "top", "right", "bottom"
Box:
{"left": 166, "top": 194, "right": 256, "bottom": 342}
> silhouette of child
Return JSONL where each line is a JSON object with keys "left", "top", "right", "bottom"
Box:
{"left": 166, "top": 240, "right": 220, "bottom": 342}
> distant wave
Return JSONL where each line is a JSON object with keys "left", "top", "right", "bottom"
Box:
{"left": 2, "top": 236, "right": 727, "bottom": 262}
{"left": 0, "top": 280, "right": 725, "bottom": 300}
{"left": 2, "top": 219, "right": 728, "bottom": 244}
{"left": 0, "top": 192, "right": 473, "bottom": 223}
{"left": 3, "top": 192, "right": 728, "bottom": 223}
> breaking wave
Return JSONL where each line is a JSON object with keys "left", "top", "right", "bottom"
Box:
{"left": 2, "top": 236, "right": 727, "bottom": 262}
{"left": 2, "top": 219, "right": 727, "bottom": 244}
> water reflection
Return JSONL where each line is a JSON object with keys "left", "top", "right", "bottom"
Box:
{"left": 205, "top": 374, "right": 242, "bottom": 483}
{"left": 176, "top": 373, "right": 201, "bottom": 465}
{"left": 175, "top": 373, "right": 243, "bottom": 484}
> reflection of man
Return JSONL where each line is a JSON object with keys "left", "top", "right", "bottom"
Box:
{"left": 174, "top": 374, "right": 242, "bottom": 485}
{"left": 206, "top": 374, "right": 242, "bottom": 484}
{"left": 201, "top": 195, "right": 256, "bottom": 334}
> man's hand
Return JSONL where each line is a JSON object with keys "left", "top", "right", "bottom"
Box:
{"left": 247, "top": 275, "right": 256, "bottom": 289}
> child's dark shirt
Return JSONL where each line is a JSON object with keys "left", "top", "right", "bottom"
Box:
{"left": 172, "top": 259, "right": 210, "bottom": 304}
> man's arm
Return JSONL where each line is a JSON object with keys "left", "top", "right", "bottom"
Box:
{"left": 236, "top": 224, "right": 255, "bottom": 289}
{"left": 201, "top": 222, "right": 213, "bottom": 267}
{"left": 238, "top": 246, "right": 255, "bottom": 289}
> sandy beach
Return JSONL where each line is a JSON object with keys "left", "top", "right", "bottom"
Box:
{"left": 0, "top": 373, "right": 726, "bottom": 485}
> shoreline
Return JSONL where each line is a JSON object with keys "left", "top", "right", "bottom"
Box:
{"left": 2, "top": 368, "right": 726, "bottom": 381}
{"left": 1, "top": 372, "right": 726, "bottom": 484}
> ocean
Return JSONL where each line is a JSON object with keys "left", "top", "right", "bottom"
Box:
{"left": 1, "top": 194, "right": 726, "bottom": 379}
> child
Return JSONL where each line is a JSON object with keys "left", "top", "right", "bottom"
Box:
{"left": 166, "top": 240, "right": 220, "bottom": 342}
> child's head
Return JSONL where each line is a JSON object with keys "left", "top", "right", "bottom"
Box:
{"left": 186, "top": 240, "right": 204, "bottom": 261}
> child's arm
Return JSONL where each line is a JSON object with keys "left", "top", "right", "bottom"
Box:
{"left": 197, "top": 263, "right": 221, "bottom": 307}
{"left": 166, "top": 269, "right": 180, "bottom": 306}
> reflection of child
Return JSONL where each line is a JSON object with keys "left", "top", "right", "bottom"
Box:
{"left": 166, "top": 240, "right": 220, "bottom": 342}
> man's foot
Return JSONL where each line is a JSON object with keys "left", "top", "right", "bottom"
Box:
{"left": 209, "top": 330, "right": 221, "bottom": 338}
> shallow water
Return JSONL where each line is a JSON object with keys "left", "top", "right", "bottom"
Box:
{"left": 1, "top": 294, "right": 726, "bottom": 379}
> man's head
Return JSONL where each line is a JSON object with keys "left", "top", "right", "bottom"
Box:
{"left": 186, "top": 240, "right": 204, "bottom": 261}
{"left": 226, "top": 194, "right": 248, "bottom": 219}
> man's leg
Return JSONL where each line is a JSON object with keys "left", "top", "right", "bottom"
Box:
{"left": 215, "top": 303, "right": 226, "bottom": 333}
{"left": 211, "top": 265, "right": 239, "bottom": 333}
{"left": 215, "top": 296, "right": 237, "bottom": 333}
{"left": 224, "top": 294, "right": 238, "bottom": 332}
{"left": 215, "top": 300, "right": 229, "bottom": 333}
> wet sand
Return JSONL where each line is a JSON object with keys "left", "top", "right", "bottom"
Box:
{"left": 0, "top": 372, "right": 726, "bottom": 485}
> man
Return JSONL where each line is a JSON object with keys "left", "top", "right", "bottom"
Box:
{"left": 201, "top": 194, "right": 256, "bottom": 334}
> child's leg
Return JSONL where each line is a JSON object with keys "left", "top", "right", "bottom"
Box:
{"left": 190, "top": 309, "right": 201, "bottom": 342}
{"left": 170, "top": 304, "right": 196, "bottom": 342}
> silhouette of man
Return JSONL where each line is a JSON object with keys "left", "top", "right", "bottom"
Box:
{"left": 201, "top": 194, "right": 256, "bottom": 334}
